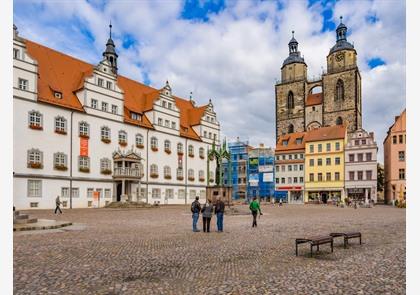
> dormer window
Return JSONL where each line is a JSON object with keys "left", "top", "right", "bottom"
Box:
{"left": 282, "top": 140, "right": 288, "bottom": 146}
{"left": 98, "top": 78, "right": 104, "bottom": 87}
{"left": 54, "top": 92, "right": 62, "bottom": 99}
{"left": 296, "top": 138, "right": 302, "bottom": 144}
{"left": 106, "top": 81, "right": 112, "bottom": 89}
{"left": 131, "top": 112, "right": 141, "bottom": 120}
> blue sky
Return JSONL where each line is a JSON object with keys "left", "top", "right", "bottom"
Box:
{"left": 14, "top": 0, "right": 406, "bottom": 163}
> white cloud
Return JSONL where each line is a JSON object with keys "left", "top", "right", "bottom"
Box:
{"left": 14, "top": 0, "right": 405, "bottom": 161}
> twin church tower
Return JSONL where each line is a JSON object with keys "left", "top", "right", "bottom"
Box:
{"left": 275, "top": 17, "right": 362, "bottom": 140}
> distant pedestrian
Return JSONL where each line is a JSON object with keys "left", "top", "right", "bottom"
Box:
{"left": 54, "top": 196, "right": 62, "bottom": 214}
{"left": 191, "top": 196, "right": 201, "bottom": 232}
{"left": 201, "top": 199, "right": 214, "bottom": 233}
{"left": 271, "top": 197, "right": 275, "bottom": 206}
{"left": 278, "top": 198, "right": 283, "bottom": 207}
{"left": 215, "top": 197, "right": 225, "bottom": 232}
{"left": 249, "top": 197, "right": 262, "bottom": 227}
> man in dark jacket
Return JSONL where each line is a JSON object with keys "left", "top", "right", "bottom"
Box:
{"left": 191, "top": 196, "right": 201, "bottom": 232}
{"left": 214, "top": 197, "right": 225, "bottom": 232}
{"left": 201, "top": 199, "right": 214, "bottom": 233}
{"left": 55, "top": 196, "right": 62, "bottom": 214}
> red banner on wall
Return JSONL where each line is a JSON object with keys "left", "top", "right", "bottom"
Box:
{"left": 80, "top": 137, "right": 89, "bottom": 156}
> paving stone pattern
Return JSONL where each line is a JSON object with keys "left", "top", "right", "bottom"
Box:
{"left": 14, "top": 205, "right": 405, "bottom": 295}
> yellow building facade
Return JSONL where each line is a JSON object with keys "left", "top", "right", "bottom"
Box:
{"left": 304, "top": 126, "right": 347, "bottom": 204}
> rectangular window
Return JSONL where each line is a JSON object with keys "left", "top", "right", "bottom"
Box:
{"left": 158, "top": 118, "right": 162, "bottom": 126}
{"left": 71, "top": 188, "right": 79, "bottom": 198}
{"left": 281, "top": 165, "right": 285, "bottom": 172}
{"left": 349, "top": 171, "right": 355, "bottom": 180}
{"left": 366, "top": 153, "right": 372, "bottom": 161}
{"left": 87, "top": 188, "right": 93, "bottom": 198}
{"left": 275, "top": 178, "right": 279, "bottom": 184}
{"left": 275, "top": 166, "right": 279, "bottom": 172}
{"left": 362, "top": 139, "right": 366, "bottom": 145}
{"left": 317, "top": 173, "right": 322, "bottom": 182}
{"left": 326, "top": 158, "right": 331, "bottom": 166}
{"left": 79, "top": 156, "right": 90, "bottom": 170}
{"left": 178, "top": 189, "right": 185, "bottom": 199}
{"left": 299, "top": 164, "right": 303, "bottom": 171}
{"left": 335, "top": 157, "right": 340, "bottom": 165}
{"left": 294, "top": 154, "right": 298, "bottom": 159}
{"left": 165, "top": 120, "right": 170, "bottom": 128}
{"left": 326, "top": 143, "right": 331, "bottom": 152}
{"left": 335, "top": 142, "right": 340, "bottom": 151}
{"left": 189, "top": 189, "right": 196, "bottom": 199}
{"left": 349, "top": 154, "right": 354, "bottom": 162}
{"left": 399, "top": 135, "right": 403, "bottom": 144}
{"left": 288, "top": 177, "right": 292, "bottom": 184}
{"left": 152, "top": 188, "right": 161, "bottom": 199}
{"left": 102, "top": 102, "right": 108, "bottom": 112}
{"left": 326, "top": 172, "right": 331, "bottom": 181}
{"left": 18, "top": 78, "right": 28, "bottom": 90}
{"left": 355, "top": 140, "right": 360, "bottom": 146}
{"left": 366, "top": 170, "right": 372, "bottom": 180}
{"left": 399, "top": 169, "right": 405, "bottom": 180}
{"left": 111, "top": 105, "right": 118, "bottom": 114}
{"left": 98, "top": 78, "right": 103, "bottom": 87}
{"left": 357, "top": 171, "right": 363, "bottom": 180}
{"left": 162, "top": 101, "right": 167, "bottom": 108}
{"left": 288, "top": 165, "right": 292, "bottom": 171}
{"left": 317, "top": 158, "right": 322, "bottom": 166}
{"left": 30, "top": 202, "right": 38, "bottom": 208}
{"left": 282, "top": 155, "right": 286, "bottom": 160}
{"left": 299, "top": 177, "right": 303, "bottom": 183}
{"left": 288, "top": 154, "right": 292, "bottom": 160}
{"left": 357, "top": 153, "right": 363, "bottom": 162}
{"left": 14, "top": 48, "right": 19, "bottom": 59}
{"left": 61, "top": 187, "right": 69, "bottom": 198}
{"left": 281, "top": 178, "right": 285, "bottom": 184}
{"left": 105, "top": 189, "right": 111, "bottom": 198}
{"left": 293, "top": 177, "right": 298, "bottom": 183}
{"left": 309, "top": 145, "right": 314, "bottom": 153}
{"left": 398, "top": 151, "right": 405, "bottom": 161}
{"left": 393, "top": 136, "right": 397, "bottom": 144}
{"left": 168, "top": 102, "right": 172, "bottom": 109}
{"left": 318, "top": 144, "right": 322, "bottom": 153}
{"left": 335, "top": 172, "right": 340, "bottom": 181}
{"left": 309, "top": 174, "right": 314, "bottom": 182}
{"left": 172, "top": 122, "right": 176, "bottom": 129}
{"left": 91, "top": 99, "right": 98, "bottom": 109}
{"left": 293, "top": 164, "right": 298, "bottom": 171}
{"left": 106, "top": 81, "right": 112, "bottom": 89}
{"left": 309, "top": 159, "right": 314, "bottom": 167}
{"left": 165, "top": 189, "right": 174, "bottom": 199}
{"left": 300, "top": 154, "right": 304, "bottom": 159}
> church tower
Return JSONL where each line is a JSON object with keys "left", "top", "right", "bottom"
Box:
{"left": 102, "top": 22, "right": 118, "bottom": 74}
{"left": 322, "top": 17, "right": 362, "bottom": 132}
{"left": 275, "top": 31, "right": 307, "bottom": 139}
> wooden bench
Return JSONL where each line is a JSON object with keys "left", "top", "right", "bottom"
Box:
{"left": 330, "top": 232, "right": 362, "bottom": 248}
{"left": 295, "top": 236, "right": 333, "bottom": 257}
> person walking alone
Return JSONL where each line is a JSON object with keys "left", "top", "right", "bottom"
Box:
{"left": 54, "top": 195, "right": 62, "bottom": 214}
{"left": 191, "top": 196, "right": 201, "bottom": 232}
{"left": 201, "top": 199, "right": 214, "bottom": 233}
{"left": 249, "top": 197, "right": 262, "bottom": 227}
{"left": 214, "top": 197, "right": 225, "bottom": 232}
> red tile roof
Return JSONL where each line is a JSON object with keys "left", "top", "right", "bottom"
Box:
{"left": 275, "top": 131, "right": 306, "bottom": 152}
{"left": 306, "top": 93, "right": 323, "bottom": 106}
{"left": 305, "top": 125, "right": 347, "bottom": 142}
{"left": 25, "top": 39, "right": 209, "bottom": 141}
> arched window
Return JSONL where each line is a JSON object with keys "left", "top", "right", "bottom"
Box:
{"left": 288, "top": 124, "right": 294, "bottom": 134}
{"left": 164, "top": 140, "right": 171, "bottom": 153}
{"left": 177, "top": 143, "right": 183, "bottom": 155}
{"left": 335, "top": 79, "right": 344, "bottom": 101}
{"left": 79, "top": 121, "right": 89, "bottom": 137}
{"left": 54, "top": 116, "right": 67, "bottom": 133}
{"left": 151, "top": 137, "right": 158, "bottom": 151}
{"left": 150, "top": 164, "right": 158, "bottom": 177}
{"left": 336, "top": 116, "right": 343, "bottom": 125}
{"left": 188, "top": 169, "right": 195, "bottom": 180}
{"left": 188, "top": 145, "right": 194, "bottom": 157}
{"left": 118, "top": 130, "right": 127, "bottom": 145}
{"left": 101, "top": 126, "right": 110, "bottom": 141}
{"left": 199, "top": 170, "right": 205, "bottom": 181}
{"left": 135, "top": 134, "right": 144, "bottom": 147}
{"left": 28, "top": 110, "right": 43, "bottom": 129}
{"left": 287, "top": 91, "right": 294, "bottom": 109}
{"left": 27, "top": 148, "right": 43, "bottom": 168}
{"left": 164, "top": 166, "right": 171, "bottom": 179}
{"left": 177, "top": 168, "right": 183, "bottom": 179}
{"left": 199, "top": 147, "right": 205, "bottom": 159}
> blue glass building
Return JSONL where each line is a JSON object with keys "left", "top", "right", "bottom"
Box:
{"left": 247, "top": 144, "right": 275, "bottom": 201}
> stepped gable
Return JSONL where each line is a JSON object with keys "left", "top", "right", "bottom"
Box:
{"left": 25, "top": 39, "right": 209, "bottom": 141}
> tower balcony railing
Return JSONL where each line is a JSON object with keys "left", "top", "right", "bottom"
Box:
{"left": 113, "top": 167, "right": 141, "bottom": 178}
{"left": 327, "top": 65, "right": 358, "bottom": 75}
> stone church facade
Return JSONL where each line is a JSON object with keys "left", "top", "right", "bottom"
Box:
{"left": 275, "top": 18, "right": 362, "bottom": 140}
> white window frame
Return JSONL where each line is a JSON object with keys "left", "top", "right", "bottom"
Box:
{"left": 189, "top": 189, "right": 196, "bottom": 199}
{"left": 188, "top": 145, "right": 194, "bottom": 156}
{"left": 164, "top": 166, "right": 171, "bottom": 177}
{"left": 152, "top": 188, "right": 161, "bottom": 199}
{"left": 188, "top": 169, "right": 194, "bottom": 179}
{"left": 71, "top": 188, "right": 79, "bottom": 198}
{"left": 178, "top": 189, "right": 185, "bottom": 199}
{"left": 111, "top": 105, "right": 118, "bottom": 114}
{"left": 150, "top": 164, "right": 158, "bottom": 175}
{"left": 199, "top": 147, "right": 205, "bottom": 158}
{"left": 101, "top": 101, "right": 108, "bottom": 112}
{"left": 27, "top": 149, "right": 43, "bottom": 167}
{"left": 54, "top": 116, "right": 67, "bottom": 133}
{"left": 53, "top": 152, "right": 67, "bottom": 167}
{"left": 136, "top": 134, "right": 144, "bottom": 146}
{"left": 98, "top": 78, "right": 104, "bottom": 87}
{"left": 100, "top": 158, "right": 111, "bottom": 171}
{"left": 18, "top": 78, "right": 28, "bottom": 90}
{"left": 105, "top": 189, "right": 111, "bottom": 198}
{"left": 151, "top": 137, "right": 158, "bottom": 149}
{"left": 106, "top": 81, "right": 112, "bottom": 89}
{"left": 91, "top": 99, "right": 98, "bottom": 109}
{"left": 158, "top": 118, "right": 163, "bottom": 126}
{"left": 118, "top": 130, "right": 127, "bottom": 143}
{"left": 164, "top": 140, "right": 171, "bottom": 151}
{"left": 165, "top": 120, "right": 170, "bottom": 128}
{"left": 28, "top": 111, "right": 42, "bottom": 128}
{"left": 177, "top": 143, "right": 183, "bottom": 154}
{"left": 61, "top": 187, "right": 69, "bottom": 198}
{"left": 28, "top": 180, "right": 42, "bottom": 198}
{"left": 87, "top": 188, "right": 94, "bottom": 198}
{"left": 79, "top": 156, "right": 90, "bottom": 170}
{"left": 101, "top": 126, "right": 111, "bottom": 140}
{"left": 79, "top": 121, "right": 89, "bottom": 137}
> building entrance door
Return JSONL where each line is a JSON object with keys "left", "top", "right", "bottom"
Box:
{"left": 116, "top": 183, "right": 122, "bottom": 202}
{"left": 321, "top": 193, "right": 328, "bottom": 204}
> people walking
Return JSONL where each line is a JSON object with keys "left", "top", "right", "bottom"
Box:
{"left": 191, "top": 196, "right": 201, "bottom": 232}
{"left": 54, "top": 195, "right": 62, "bottom": 214}
{"left": 214, "top": 197, "right": 225, "bottom": 232}
{"left": 201, "top": 199, "right": 214, "bottom": 233}
{"left": 249, "top": 197, "right": 262, "bottom": 227}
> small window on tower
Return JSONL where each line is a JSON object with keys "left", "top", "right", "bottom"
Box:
{"left": 54, "top": 92, "right": 62, "bottom": 99}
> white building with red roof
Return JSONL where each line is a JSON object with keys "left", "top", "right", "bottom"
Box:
{"left": 13, "top": 25, "right": 220, "bottom": 209}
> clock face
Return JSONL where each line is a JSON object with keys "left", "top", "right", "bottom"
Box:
{"left": 335, "top": 53, "right": 344, "bottom": 62}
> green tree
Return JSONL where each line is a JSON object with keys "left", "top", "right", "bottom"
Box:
{"left": 377, "top": 163, "right": 384, "bottom": 192}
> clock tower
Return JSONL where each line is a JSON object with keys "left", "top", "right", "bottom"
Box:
{"left": 322, "top": 16, "right": 361, "bottom": 132}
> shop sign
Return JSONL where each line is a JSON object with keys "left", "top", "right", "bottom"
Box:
{"left": 258, "top": 165, "right": 273, "bottom": 173}
{"left": 263, "top": 173, "right": 273, "bottom": 182}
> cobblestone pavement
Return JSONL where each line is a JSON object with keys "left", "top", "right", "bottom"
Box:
{"left": 14, "top": 205, "right": 405, "bottom": 295}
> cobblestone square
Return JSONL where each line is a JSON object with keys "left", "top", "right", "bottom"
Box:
{"left": 14, "top": 205, "right": 405, "bottom": 295}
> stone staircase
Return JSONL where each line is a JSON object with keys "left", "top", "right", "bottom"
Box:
{"left": 13, "top": 211, "right": 38, "bottom": 224}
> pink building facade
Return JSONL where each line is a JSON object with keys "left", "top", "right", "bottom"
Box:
{"left": 383, "top": 109, "right": 406, "bottom": 204}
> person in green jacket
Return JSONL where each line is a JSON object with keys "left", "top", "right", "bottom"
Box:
{"left": 249, "top": 197, "right": 262, "bottom": 227}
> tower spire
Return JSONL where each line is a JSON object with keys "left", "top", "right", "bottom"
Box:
{"left": 109, "top": 20, "right": 112, "bottom": 39}
{"left": 102, "top": 21, "right": 118, "bottom": 73}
